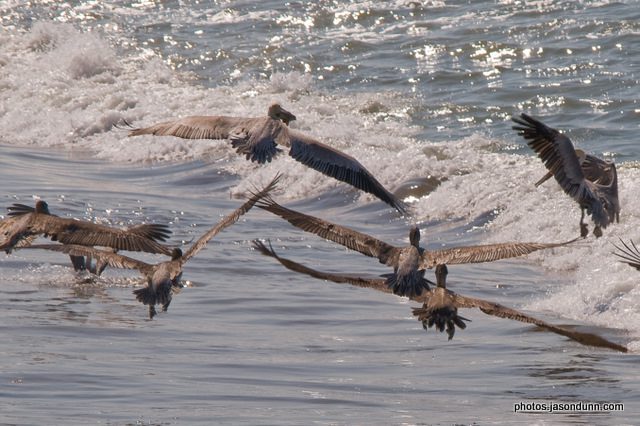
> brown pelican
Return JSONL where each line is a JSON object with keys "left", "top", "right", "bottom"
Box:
{"left": 125, "top": 103, "right": 408, "bottom": 214}
{"left": 6, "top": 202, "right": 171, "bottom": 275}
{"left": 256, "top": 196, "right": 576, "bottom": 298}
{"left": 413, "top": 265, "right": 469, "bottom": 339}
{"left": 27, "top": 175, "right": 279, "bottom": 319}
{"left": 613, "top": 239, "right": 640, "bottom": 271}
{"left": 512, "top": 113, "right": 620, "bottom": 237}
{"left": 1, "top": 200, "right": 172, "bottom": 256}
{"left": 253, "top": 240, "right": 627, "bottom": 352}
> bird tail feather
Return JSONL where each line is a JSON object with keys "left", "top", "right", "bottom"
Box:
{"left": 382, "top": 273, "right": 430, "bottom": 298}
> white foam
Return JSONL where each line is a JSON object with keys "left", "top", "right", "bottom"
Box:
{"left": 1, "top": 22, "right": 637, "bottom": 347}
{"left": 0, "top": 22, "right": 429, "bottom": 203}
{"left": 409, "top": 135, "right": 640, "bottom": 346}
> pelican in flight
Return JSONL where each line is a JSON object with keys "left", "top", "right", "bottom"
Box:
{"left": 413, "top": 264, "right": 469, "bottom": 339}
{"left": 253, "top": 240, "right": 627, "bottom": 352}
{"left": 28, "top": 175, "right": 279, "bottom": 319}
{"left": 1, "top": 200, "right": 172, "bottom": 256}
{"left": 512, "top": 113, "right": 620, "bottom": 237}
{"left": 256, "top": 196, "right": 576, "bottom": 298}
{"left": 125, "top": 103, "right": 408, "bottom": 214}
{"left": 613, "top": 239, "right": 640, "bottom": 271}
{"left": 6, "top": 202, "right": 171, "bottom": 275}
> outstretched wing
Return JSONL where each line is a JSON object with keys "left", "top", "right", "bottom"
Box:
{"left": 254, "top": 239, "right": 625, "bottom": 351}
{"left": 252, "top": 239, "right": 396, "bottom": 293}
{"left": 512, "top": 113, "right": 609, "bottom": 226}
{"left": 421, "top": 239, "right": 576, "bottom": 269}
{"left": 127, "top": 115, "right": 285, "bottom": 164}
{"left": 7, "top": 204, "right": 171, "bottom": 245}
{"left": 181, "top": 174, "right": 281, "bottom": 262}
{"left": 25, "top": 243, "right": 153, "bottom": 274}
{"left": 287, "top": 129, "right": 407, "bottom": 214}
{"left": 127, "top": 115, "right": 252, "bottom": 140}
{"left": 452, "top": 292, "right": 627, "bottom": 352}
{"left": 256, "top": 196, "right": 401, "bottom": 266}
{"left": 512, "top": 113, "right": 586, "bottom": 191}
{"left": 4, "top": 204, "right": 172, "bottom": 260}
{"left": 28, "top": 215, "right": 172, "bottom": 255}
{"left": 613, "top": 239, "right": 640, "bottom": 271}
{"left": 0, "top": 215, "right": 36, "bottom": 249}
{"left": 126, "top": 223, "right": 172, "bottom": 243}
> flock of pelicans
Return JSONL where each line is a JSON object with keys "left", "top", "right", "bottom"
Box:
{"left": 1, "top": 104, "right": 636, "bottom": 353}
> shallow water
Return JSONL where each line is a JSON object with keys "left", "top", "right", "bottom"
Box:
{"left": 1, "top": 1, "right": 639, "bottom": 424}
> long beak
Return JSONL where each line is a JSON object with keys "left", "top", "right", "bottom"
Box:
{"left": 280, "top": 109, "right": 297, "bottom": 125}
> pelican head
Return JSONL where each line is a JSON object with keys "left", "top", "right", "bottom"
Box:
{"left": 268, "top": 103, "right": 296, "bottom": 125}
{"left": 435, "top": 264, "right": 448, "bottom": 288}
{"left": 171, "top": 247, "right": 183, "bottom": 260}
{"left": 34, "top": 200, "right": 50, "bottom": 214}
{"left": 409, "top": 225, "right": 421, "bottom": 248}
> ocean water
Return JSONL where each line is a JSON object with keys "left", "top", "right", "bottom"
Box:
{"left": 1, "top": 1, "right": 639, "bottom": 424}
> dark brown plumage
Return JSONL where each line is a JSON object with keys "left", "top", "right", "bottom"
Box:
{"left": 512, "top": 113, "right": 620, "bottom": 237}
{"left": 27, "top": 175, "right": 280, "bottom": 319}
{"left": 126, "top": 103, "right": 407, "bottom": 214}
{"left": 6, "top": 202, "right": 171, "bottom": 275}
{"left": 1, "top": 200, "right": 172, "bottom": 256}
{"left": 613, "top": 239, "right": 640, "bottom": 271}
{"left": 253, "top": 240, "right": 627, "bottom": 352}
{"left": 412, "top": 265, "right": 469, "bottom": 340}
{"left": 256, "top": 196, "right": 576, "bottom": 297}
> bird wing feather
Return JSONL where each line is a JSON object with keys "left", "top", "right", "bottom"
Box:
{"left": 612, "top": 239, "right": 640, "bottom": 271}
{"left": 512, "top": 114, "right": 602, "bottom": 207}
{"left": 6, "top": 203, "right": 36, "bottom": 217}
{"left": 252, "top": 239, "right": 393, "bottom": 292}
{"left": 181, "top": 174, "right": 281, "bottom": 262}
{"left": 229, "top": 119, "right": 285, "bottom": 164}
{"left": 28, "top": 215, "right": 172, "bottom": 255}
{"left": 256, "top": 196, "right": 401, "bottom": 266}
{"left": 581, "top": 154, "right": 613, "bottom": 185}
{"left": 25, "top": 243, "right": 153, "bottom": 273}
{"left": 421, "top": 239, "right": 576, "bottom": 269}
{"left": 127, "top": 115, "right": 252, "bottom": 140}
{"left": 287, "top": 129, "right": 407, "bottom": 214}
{"left": 451, "top": 292, "right": 627, "bottom": 352}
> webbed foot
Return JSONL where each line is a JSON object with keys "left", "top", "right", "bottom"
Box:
{"left": 580, "top": 223, "right": 589, "bottom": 238}
{"left": 593, "top": 226, "right": 603, "bottom": 238}
{"left": 413, "top": 306, "right": 470, "bottom": 340}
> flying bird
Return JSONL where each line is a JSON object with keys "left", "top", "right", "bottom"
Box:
{"left": 28, "top": 175, "right": 280, "bottom": 319}
{"left": 412, "top": 264, "right": 469, "bottom": 340}
{"left": 253, "top": 240, "right": 627, "bottom": 352}
{"left": 256, "top": 196, "right": 576, "bottom": 298}
{"left": 613, "top": 239, "right": 640, "bottom": 271}
{"left": 6, "top": 202, "right": 171, "bottom": 275}
{"left": 124, "top": 103, "right": 407, "bottom": 214}
{"left": 512, "top": 113, "right": 620, "bottom": 237}
{"left": 1, "top": 200, "right": 172, "bottom": 256}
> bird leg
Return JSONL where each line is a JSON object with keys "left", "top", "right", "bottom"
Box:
{"left": 579, "top": 208, "right": 589, "bottom": 238}
{"left": 148, "top": 305, "right": 157, "bottom": 320}
{"left": 162, "top": 298, "right": 172, "bottom": 313}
